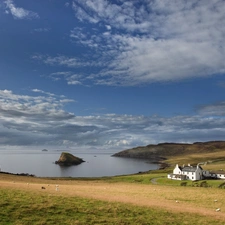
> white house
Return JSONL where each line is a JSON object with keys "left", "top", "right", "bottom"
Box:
{"left": 168, "top": 164, "right": 225, "bottom": 181}
{"left": 168, "top": 164, "right": 205, "bottom": 181}
{"left": 210, "top": 170, "right": 225, "bottom": 179}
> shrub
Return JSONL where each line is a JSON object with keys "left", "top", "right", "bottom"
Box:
{"left": 180, "top": 182, "right": 187, "bottom": 186}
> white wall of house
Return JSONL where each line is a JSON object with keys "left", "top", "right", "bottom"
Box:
{"left": 168, "top": 164, "right": 225, "bottom": 181}
{"left": 195, "top": 166, "right": 203, "bottom": 180}
{"left": 173, "top": 164, "right": 181, "bottom": 174}
{"left": 169, "top": 164, "right": 204, "bottom": 181}
{"left": 215, "top": 173, "right": 225, "bottom": 179}
{"left": 179, "top": 166, "right": 202, "bottom": 181}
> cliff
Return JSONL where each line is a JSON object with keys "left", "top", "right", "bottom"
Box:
{"left": 55, "top": 152, "right": 85, "bottom": 166}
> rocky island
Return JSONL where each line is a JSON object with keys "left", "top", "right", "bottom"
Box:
{"left": 55, "top": 152, "right": 85, "bottom": 166}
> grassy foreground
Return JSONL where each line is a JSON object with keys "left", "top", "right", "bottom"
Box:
{"left": 0, "top": 186, "right": 223, "bottom": 225}
{"left": 1, "top": 149, "right": 225, "bottom": 225}
{"left": 1, "top": 171, "right": 225, "bottom": 225}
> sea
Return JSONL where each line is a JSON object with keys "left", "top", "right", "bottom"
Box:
{"left": 0, "top": 150, "right": 158, "bottom": 177}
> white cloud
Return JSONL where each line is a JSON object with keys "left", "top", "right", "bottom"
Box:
{"left": 197, "top": 102, "right": 225, "bottom": 116}
{"left": 32, "top": 54, "right": 99, "bottom": 68}
{"left": 0, "top": 89, "right": 75, "bottom": 121}
{"left": 33, "top": 28, "right": 50, "bottom": 32}
{"left": 69, "top": 0, "right": 225, "bottom": 86}
{"left": 32, "top": 89, "right": 55, "bottom": 97}
{"left": 105, "top": 25, "right": 111, "bottom": 30}
{"left": 44, "top": 55, "right": 81, "bottom": 67}
{"left": 4, "top": 0, "right": 39, "bottom": 19}
{"left": 48, "top": 71, "right": 83, "bottom": 85}
{"left": 0, "top": 89, "right": 225, "bottom": 150}
{"left": 65, "top": 2, "right": 70, "bottom": 7}
{"left": 72, "top": 1, "right": 99, "bottom": 23}
{"left": 68, "top": 80, "right": 82, "bottom": 85}
{"left": 48, "top": 71, "right": 72, "bottom": 81}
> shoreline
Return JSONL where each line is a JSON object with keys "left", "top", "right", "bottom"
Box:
{"left": 0, "top": 171, "right": 35, "bottom": 177}
{"left": 0, "top": 155, "right": 166, "bottom": 179}
{"left": 0, "top": 162, "right": 168, "bottom": 179}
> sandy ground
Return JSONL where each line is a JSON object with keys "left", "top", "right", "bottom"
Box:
{"left": 0, "top": 174, "right": 225, "bottom": 221}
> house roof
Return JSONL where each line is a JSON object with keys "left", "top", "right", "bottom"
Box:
{"left": 211, "top": 170, "right": 225, "bottom": 175}
{"left": 181, "top": 165, "right": 203, "bottom": 172}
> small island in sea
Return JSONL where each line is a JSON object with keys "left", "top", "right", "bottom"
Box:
{"left": 55, "top": 152, "right": 85, "bottom": 166}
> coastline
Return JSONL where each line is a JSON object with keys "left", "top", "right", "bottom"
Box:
{"left": 0, "top": 161, "right": 166, "bottom": 179}
{"left": 0, "top": 152, "right": 158, "bottom": 177}
{"left": 0, "top": 171, "right": 35, "bottom": 177}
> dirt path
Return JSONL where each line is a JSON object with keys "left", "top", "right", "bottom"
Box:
{"left": 0, "top": 175, "right": 225, "bottom": 221}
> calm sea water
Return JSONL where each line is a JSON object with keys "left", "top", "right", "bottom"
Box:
{"left": 0, "top": 150, "right": 158, "bottom": 177}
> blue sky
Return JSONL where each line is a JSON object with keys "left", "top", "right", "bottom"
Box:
{"left": 0, "top": 0, "right": 225, "bottom": 152}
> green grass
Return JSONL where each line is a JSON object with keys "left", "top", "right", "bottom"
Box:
{"left": 0, "top": 187, "right": 224, "bottom": 225}
{"left": 48, "top": 168, "right": 225, "bottom": 188}
{"left": 1, "top": 149, "right": 225, "bottom": 225}
{"left": 97, "top": 169, "right": 225, "bottom": 189}
{"left": 113, "top": 174, "right": 165, "bottom": 184}
{"left": 43, "top": 169, "right": 170, "bottom": 185}
{"left": 156, "top": 176, "right": 225, "bottom": 187}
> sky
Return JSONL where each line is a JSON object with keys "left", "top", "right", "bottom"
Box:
{"left": 0, "top": 0, "right": 225, "bottom": 152}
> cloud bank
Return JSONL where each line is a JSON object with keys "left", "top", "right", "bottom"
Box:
{"left": 68, "top": 0, "right": 225, "bottom": 86}
{"left": 1, "top": 89, "right": 225, "bottom": 151}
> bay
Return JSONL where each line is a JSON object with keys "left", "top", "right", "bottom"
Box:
{"left": 0, "top": 150, "right": 158, "bottom": 177}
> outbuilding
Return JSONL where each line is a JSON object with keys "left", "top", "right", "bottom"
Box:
{"left": 210, "top": 170, "right": 225, "bottom": 179}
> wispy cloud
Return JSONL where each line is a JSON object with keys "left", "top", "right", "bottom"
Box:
{"left": 0, "top": 89, "right": 225, "bottom": 150}
{"left": 33, "top": 28, "right": 50, "bottom": 32}
{"left": 32, "top": 54, "right": 99, "bottom": 68}
{"left": 4, "top": 0, "right": 39, "bottom": 19}
{"left": 69, "top": 0, "right": 225, "bottom": 86}
{"left": 197, "top": 102, "right": 225, "bottom": 116}
{"left": 32, "top": 89, "right": 57, "bottom": 97}
{"left": 32, "top": 54, "right": 104, "bottom": 85}
{"left": 48, "top": 71, "right": 83, "bottom": 85}
{"left": 65, "top": 2, "right": 70, "bottom": 8}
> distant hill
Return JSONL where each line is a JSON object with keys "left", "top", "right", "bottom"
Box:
{"left": 112, "top": 141, "right": 225, "bottom": 164}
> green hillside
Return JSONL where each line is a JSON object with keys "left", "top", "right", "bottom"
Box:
{"left": 113, "top": 141, "right": 225, "bottom": 168}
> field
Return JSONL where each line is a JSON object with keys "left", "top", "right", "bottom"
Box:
{"left": 1, "top": 144, "right": 225, "bottom": 225}
{"left": 1, "top": 170, "right": 225, "bottom": 225}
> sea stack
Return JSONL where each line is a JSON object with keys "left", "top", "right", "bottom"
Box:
{"left": 55, "top": 152, "right": 85, "bottom": 166}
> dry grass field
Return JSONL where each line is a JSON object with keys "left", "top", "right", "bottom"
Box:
{"left": 165, "top": 150, "right": 225, "bottom": 167}
{"left": 2, "top": 143, "right": 225, "bottom": 224}
{"left": 1, "top": 172, "right": 225, "bottom": 224}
